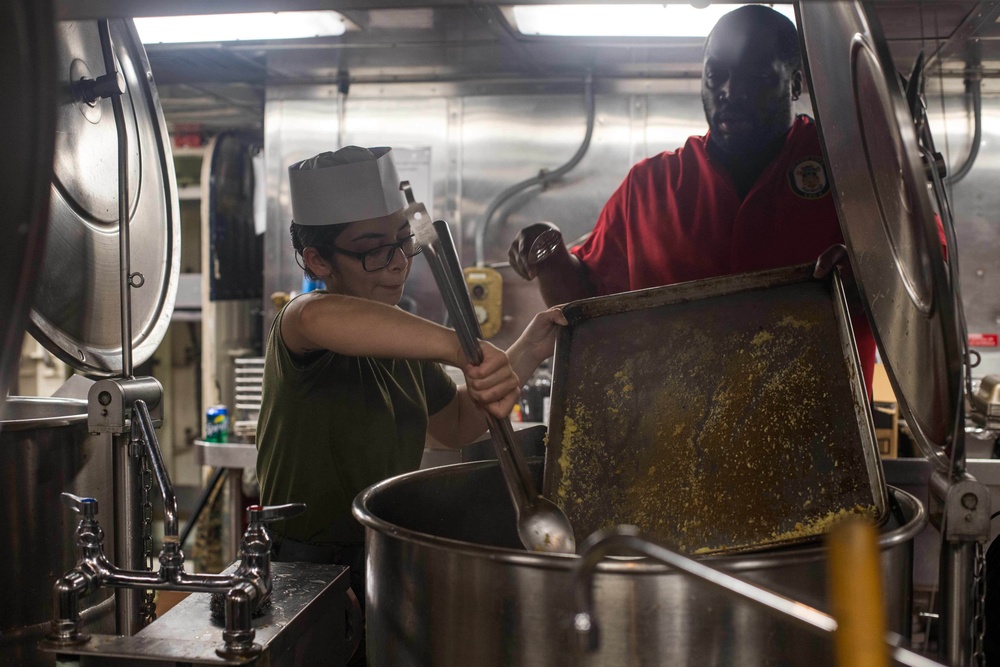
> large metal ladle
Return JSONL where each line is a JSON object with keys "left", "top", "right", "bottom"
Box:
{"left": 402, "top": 182, "right": 576, "bottom": 554}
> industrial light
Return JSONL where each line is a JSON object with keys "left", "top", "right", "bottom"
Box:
{"left": 510, "top": 3, "right": 796, "bottom": 37}
{"left": 133, "top": 11, "right": 348, "bottom": 44}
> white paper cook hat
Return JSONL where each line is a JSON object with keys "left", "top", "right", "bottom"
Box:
{"left": 288, "top": 146, "right": 406, "bottom": 226}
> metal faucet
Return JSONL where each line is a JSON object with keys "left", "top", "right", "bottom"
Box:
{"left": 571, "top": 525, "right": 946, "bottom": 667}
{"left": 46, "top": 397, "right": 306, "bottom": 658}
{"left": 48, "top": 493, "right": 304, "bottom": 657}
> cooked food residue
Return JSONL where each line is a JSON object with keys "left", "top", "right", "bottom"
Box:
{"left": 546, "top": 284, "right": 877, "bottom": 555}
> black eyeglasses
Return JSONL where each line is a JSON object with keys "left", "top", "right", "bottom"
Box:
{"left": 325, "top": 234, "right": 423, "bottom": 272}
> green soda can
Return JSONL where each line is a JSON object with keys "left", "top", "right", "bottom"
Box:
{"left": 205, "top": 405, "right": 229, "bottom": 443}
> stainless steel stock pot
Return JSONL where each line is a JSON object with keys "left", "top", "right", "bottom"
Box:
{"left": 355, "top": 459, "right": 925, "bottom": 667}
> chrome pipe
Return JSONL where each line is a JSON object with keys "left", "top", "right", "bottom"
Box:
{"left": 96, "top": 19, "right": 133, "bottom": 379}
{"left": 111, "top": 431, "right": 141, "bottom": 636}
{"left": 50, "top": 572, "right": 89, "bottom": 644}
{"left": 221, "top": 581, "right": 259, "bottom": 655}
{"left": 132, "top": 400, "right": 177, "bottom": 539}
{"left": 49, "top": 493, "right": 300, "bottom": 658}
{"left": 939, "top": 540, "right": 975, "bottom": 667}
{"left": 473, "top": 73, "right": 595, "bottom": 265}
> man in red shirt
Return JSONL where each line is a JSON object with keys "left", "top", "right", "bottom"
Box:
{"left": 508, "top": 4, "right": 877, "bottom": 390}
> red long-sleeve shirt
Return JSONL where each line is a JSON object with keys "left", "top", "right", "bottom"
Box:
{"left": 573, "top": 115, "right": 878, "bottom": 392}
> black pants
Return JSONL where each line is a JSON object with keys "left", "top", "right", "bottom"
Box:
{"left": 273, "top": 538, "right": 366, "bottom": 665}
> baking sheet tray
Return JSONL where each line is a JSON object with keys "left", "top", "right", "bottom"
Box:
{"left": 542, "top": 264, "right": 887, "bottom": 555}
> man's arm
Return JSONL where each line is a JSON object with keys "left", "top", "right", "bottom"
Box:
{"left": 534, "top": 248, "right": 595, "bottom": 306}
{"left": 508, "top": 222, "right": 597, "bottom": 307}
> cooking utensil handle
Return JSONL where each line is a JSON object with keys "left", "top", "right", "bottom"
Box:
{"left": 418, "top": 230, "right": 482, "bottom": 364}
{"left": 486, "top": 414, "right": 537, "bottom": 506}
{"left": 430, "top": 219, "right": 484, "bottom": 363}
{"left": 827, "top": 519, "right": 889, "bottom": 667}
{"left": 422, "top": 220, "right": 537, "bottom": 508}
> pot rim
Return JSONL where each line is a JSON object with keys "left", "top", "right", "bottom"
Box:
{"left": 0, "top": 396, "right": 88, "bottom": 431}
{"left": 353, "top": 460, "right": 927, "bottom": 573}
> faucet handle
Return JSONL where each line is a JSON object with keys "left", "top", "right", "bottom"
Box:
{"left": 247, "top": 503, "right": 306, "bottom": 525}
{"left": 61, "top": 493, "right": 99, "bottom": 520}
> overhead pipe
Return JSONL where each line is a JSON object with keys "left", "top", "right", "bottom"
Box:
{"left": 473, "top": 73, "right": 595, "bottom": 266}
{"left": 945, "top": 42, "right": 983, "bottom": 186}
{"left": 336, "top": 68, "right": 349, "bottom": 149}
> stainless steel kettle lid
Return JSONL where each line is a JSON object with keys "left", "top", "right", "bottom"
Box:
{"left": 799, "top": 1, "right": 964, "bottom": 471}
{"left": 28, "top": 19, "right": 179, "bottom": 377}
{"left": 0, "top": 0, "right": 57, "bottom": 417}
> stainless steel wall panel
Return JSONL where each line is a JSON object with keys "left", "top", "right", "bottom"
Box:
{"left": 264, "top": 92, "right": 454, "bottom": 327}
{"left": 263, "top": 76, "right": 998, "bottom": 360}
{"left": 639, "top": 82, "right": 705, "bottom": 164}
{"left": 263, "top": 96, "right": 341, "bottom": 329}
{"left": 925, "top": 76, "right": 1000, "bottom": 378}
{"left": 344, "top": 97, "right": 451, "bottom": 324}
{"left": 261, "top": 83, "right": 808, "bottom": 344}
{"left": 459, "top": 93, "right": 632, "bottom": 265}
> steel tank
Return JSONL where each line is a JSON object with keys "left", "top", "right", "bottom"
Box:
{"left": 355, "top": 460, "right": 925, "bottom": 667}
{"left": 0, "top": 397, "right": 115, "bottom": 666}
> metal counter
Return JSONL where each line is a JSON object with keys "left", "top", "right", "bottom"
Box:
{"left": 51, "top": 561, "right": 352, "bottom": 666}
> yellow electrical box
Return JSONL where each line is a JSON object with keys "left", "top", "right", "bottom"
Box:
{"left": 463, "top": 266, "right": 503, "bottom": 339}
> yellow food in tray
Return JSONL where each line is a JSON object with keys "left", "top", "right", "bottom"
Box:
{"left": 544, "top": 271, "right": 884, "bottom": 556}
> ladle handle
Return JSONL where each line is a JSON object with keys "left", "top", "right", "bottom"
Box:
{"left": 415, "top": 214, "right": 538, "bottom": 510}
{"left": 827, "top": 519, "right": 889, "bottom": 667}
{"left": 431, "top": 220, "right": 485, "bottom": 367}
{"left": 485, "top": 414, "right": 537, "bottom": 508}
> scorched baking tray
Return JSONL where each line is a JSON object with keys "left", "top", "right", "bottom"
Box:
{"left": 543, "top": 263, "right": 887, "bottom": 555}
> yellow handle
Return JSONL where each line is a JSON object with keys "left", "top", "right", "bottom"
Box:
{"left": 827, "top": 518, "right": 889, "bottom": 667}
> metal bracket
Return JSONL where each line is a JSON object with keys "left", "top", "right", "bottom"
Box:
{"left": 87, "top": 376, "right": 163, "bottom": 435}
{"left": 928, "top": 471, "right": 991, "bottom": 541}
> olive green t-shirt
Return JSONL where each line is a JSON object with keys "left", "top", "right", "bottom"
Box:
{"left": 256, "top": 301, "right": 457, "bottom": 545}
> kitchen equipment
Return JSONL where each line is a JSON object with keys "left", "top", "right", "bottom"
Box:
{"left": 28, "top": 18, "right": 179, "bottom": 376}
{"left": 463, "top": 265, "right": 504, "bottom": 339}
{"left": 799, "top": 2, "right": 962, "bottom": 475}
{"left": 10, "top": 16, "right": 184, "bottom": 640}
{"left": 571, "top": 525, "right": 939, "bottom": 667}
{"left": 799, "top": 3, "right": 986, "bottom": 663}
{"left": 233, "top": 357, "right": 265, "bottom": 440}
{"left": 462, "top": 423, "right": 547, "bottom": 463}
{"left": 354, "top": 459, "right": 925, "bottom": 667}
{"left": 970, "top": 375, "right": 1000, "bottom": 430}
{"left": 826, "top": 520, "right": 889, "bottom": 667}
{"left": 41, "top": 547, "right": 356, "bottom": 665}
{"left": 527, "top": 228, "right": 565, "bottom": 265}
{"left": 403, "top": 184, "right": 575, "bottom": 554}
{"left": 0, "top": 398, "right": 115, "bottom": 666}
{"left": 544, "top": 264, "right": 886, "bottom": 555}
{"left": 0, "top": 0, "right": 56, "bottom": 417}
